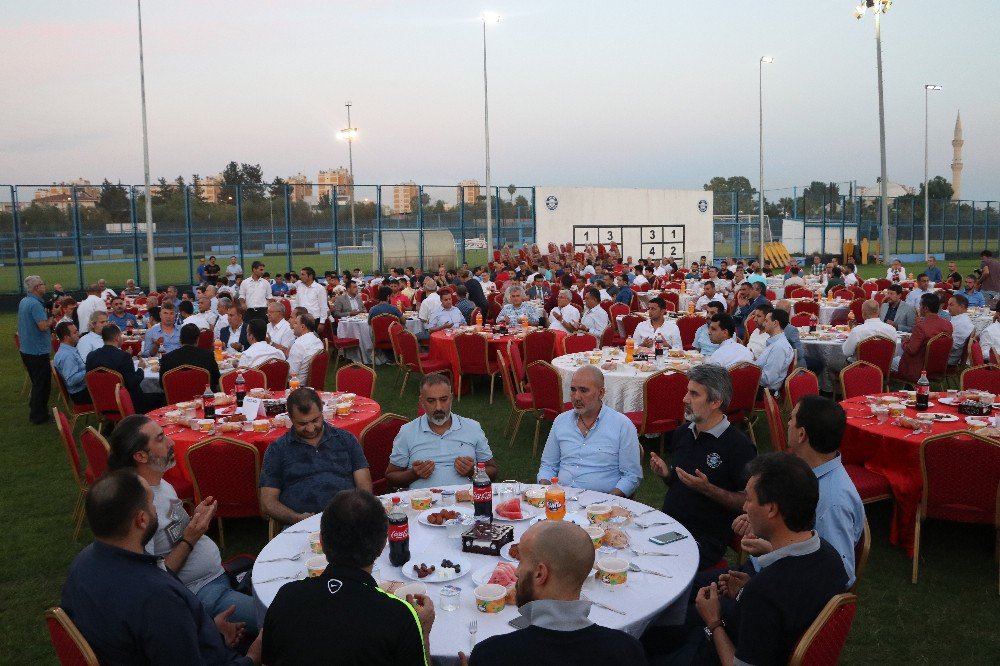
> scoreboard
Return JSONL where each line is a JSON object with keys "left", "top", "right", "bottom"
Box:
{"left": 573, "top": 225, "right": 686, "bottom": 262}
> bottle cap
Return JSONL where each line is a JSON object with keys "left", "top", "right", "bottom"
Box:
{"left": 551, "top": 477, "right": 558, "bottom": 483}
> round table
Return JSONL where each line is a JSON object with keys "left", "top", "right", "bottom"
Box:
{"left": 336, "top": 316, "right": 376, "bottom": 364}
{"left": 428, "top": 328, "right": 567, "bottom": 390}
{"left": 799, "top": 329, "right": 904, "bottom": 393}
{"left": 250, "top": 484, "right": 698, "bottom": 664}
{"left": 788, "top": 298, "right": 851, "bottom": 325}
{"left": 147, "top": 390, "right": 382, "bottom": 484}
{"left": 839, "top": 392, "right": 998, "bottom": 556}
{"left": 551, "top": 351, "right": 692, "bottom": 413}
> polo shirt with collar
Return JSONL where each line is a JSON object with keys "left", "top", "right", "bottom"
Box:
{"left": 661, "top": 416, "right": 756, "bottom": 569}
{"left": 259, "top": 423, "right": 369, "bottom": 514}
{"left": 18, "top": 293, "right": 51, "bottom": 355}
{"left": 108, "top": 311, "right": 139, "bottom": 330}
{"left": 389, "top": 414, "right": 493, "bottom": 489}
{"left": 142, "top": 322, "right": 181, "bottom": 356}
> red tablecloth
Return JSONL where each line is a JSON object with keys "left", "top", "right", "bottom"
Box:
{"left": 428, "top": 329, "right": 567, "bottom": 392}
{"left": 839, "top": 393, "right": 995, "bottom": 556}
{"left": 149, "top": 390, "right": 381, "bottom": 484}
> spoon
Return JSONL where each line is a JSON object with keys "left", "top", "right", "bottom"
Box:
{"left": 628, "top": 562, "right": 671, "bottom": 577}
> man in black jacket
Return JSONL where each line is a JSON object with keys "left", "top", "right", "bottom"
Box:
{"left": 86, "top": 324, "right": 159, "bottom": 413}
{"left": 159, "top": 323, "right": 221, "bottom": 393}
{"left": 462, "top": 270, "right": 490, "bottom": 314}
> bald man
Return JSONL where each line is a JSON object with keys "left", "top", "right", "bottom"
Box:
{"left": 842, "top": 299, "right": 896, "bottom": 361}
{"left": 459, "top": 521, "right": 646, "bottom": 665}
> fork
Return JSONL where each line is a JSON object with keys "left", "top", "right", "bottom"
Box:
{"left": 257, "top": 552, "right": 306, "bottom": 563}
{"left": 468, "top": 620, "right": 478, "bottom": 650}
{"left": 629, "top": 548, "right": 678, "bottom": 557}
{"left": 628, "top": 562, "right": 671, "bottom": 577}
{"left": 254, "top": 574, "right": 298, "bottom": 584}
{"left": 636, "top": 519, "right": 674, "bottom": 529}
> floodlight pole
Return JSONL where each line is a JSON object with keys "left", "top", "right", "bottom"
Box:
{"left": 758, "top": 56, "right": 773, "bottom": 268}
{"left": 482, "top": 16, "right": 497, "bottom": 260}
{"left": 923, "top": 84, "right": 942, "bottom": 261}
{"left": 874, "top": 9, "right": 889, "bottom": 264}
{"left": 137, "top": 0, "right": 156, "bottom": 291}
{"left": 345, "top": 101, "right": 356, "bottom": 246}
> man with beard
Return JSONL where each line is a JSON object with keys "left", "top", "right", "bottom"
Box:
{"left": 106, "top": 415, "right": 257, "bottom": 633}
{"left": 60, "top": 469, "right": 261, "bottom": 665}
{"left": 648, "top": 364, "right": 757, "bottom": 569}
{"left": 386, "top": 373, "right": 498, "bottom": 489}
{"left": 458, "top": 521, "right": 646, "bottom": 666}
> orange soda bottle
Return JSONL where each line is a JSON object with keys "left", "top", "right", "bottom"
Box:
{"left": 289, "top": 373, "right": 300, "bottom": 390}
{"left": 545, "top": 478, "right": 565, "bottom": 521}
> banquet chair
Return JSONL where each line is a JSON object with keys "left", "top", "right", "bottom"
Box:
{"left": 114, "top": 384, "right": 136, "bottom": 419}
{"left": 784, "top": 368, "right": 820, "bottom": 411}
{"left": 849, "top": 298, "right": 865, "bottom": 323}
{"left": 496, "top": 353, "right": 533, "bottom": 447}
{"left": 851, "top": 517, "right": 871, "bottom": 594}
{"left": 891, "top": 333, "right": 952, "bottom": 389}
{"left": 839, "top": 361, "right": 883, "bottom": 400}
{"left": 960, "top": 364, "right": 1000, "bottom": 393}
{"left": 789, "top": 313, "right": 812, "bottom": 328}
{"left": 599, "top": 300, "right": 613, "bottom": 316}
{"left": 186, "top": 437, "right": 263, "bottom": 548}
{"left": 257, "top": 359, "right": 290, "bottom": 390}
{"left": 455, "top": 332, "right": 501, "bottom": 403}
{"left": 306, "top": 350, "right": 330, "bottom": 391}
{"left": 359, "top": 413, "right": 408, "bottom": 495}
{"left": 335, "top": 363, "right": 376, "bottom": 398}
{"left": 44, "top": 606, "right": 99, "bottom": 666}
{"left": 120, "top": 340, "right": 142, "bottom": 357}
{"left": 79, "top": 426, "right": 111, "bottom": 487}
{"left": 523, "top": 329, "right": 557, "bottom": 366}
{"left": 397, "top": 329, "right": 452, "bottom": 397}
{"left": 196, "top": 328, "right": 214, "bottom": 351}
{"left": 913, "top": 431, "right": 1000, "bottom": 591}
{"left": 51, "top": 362, "right": 95, "bottom": 431}
{"left": 54, "top": 408, "right": 89, "bottom": 540}
{"left": 787, "top": 593, "right": 858, "bottom": 666}
{"left": 387, "top": 321, "right": 406, "bottom": 384}
{"left": 676, "top": 316, "right": 703, "bottom": 350}
{"left": 661, "top": 292, "right": 680, "bottom": 311}
{"left": 85, "top": 368, "right": 126, "bottom": 426}
{"left": 834, "top": 289, "right": 855, "bottom": 301}
{"left": 370, "top": 314, "right": 399, "bottom": 371}
{"left": 486, "top": 302, "right": 502, "bottom": 324}
{"left": 624, "top": 370, "right": 687, "bottom": 457}
{"left": 765, "top": 289, "right": 778, "bottom": 301}
{"left": 875, "top": 278, "right": 892, "bottom": 290}
{"left": 726, "top": 362, "right": 763, "bottom": 447}
{"left": 601, "top": 324, "right": 624, "bottom": 348}
{"left": 525, "top": 361, "right": 570, "bottom": 457}
{"left": 564, "top": 333, "right": 598, "bottom": 354}
{"left": 609, "top": 303, "right": 630, "bottom": 321}
{"left": 944, "top": 333, "right": 973, "bottom": 389}
{"left": 220, "top": 367, "right": 265, "bottom": 394}
{"left": 969, "top": 338, "right": 985, "bottom": 367}
{"left": 789, "top": 288, "right": 815, "bottom": 299}
{"left": 857, "top": 335, "right": 897, "bottom": 391}
{"left": 506, "top": 339, "right": 528, "bottom": 393}
{"left": 622, "top": 314, "right": 644, "bottom": 339}
{"left": 793, "top": 300, "right": 820, "bottom": 316}
{"left": 162, "top": 365, "right": 211, "bottom": 405}
{"left": 762, "top": 390, "right": 786, "bottom": 453}
{"left": 330, "top": 334, "right": 360, "bottom": 374}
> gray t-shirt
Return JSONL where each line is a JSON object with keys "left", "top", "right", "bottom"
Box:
{"left": 146, "top": 480, "right": 225, "bottom": 594}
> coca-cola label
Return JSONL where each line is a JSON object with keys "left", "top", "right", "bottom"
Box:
{"left": 388, "top": 523, "right": 409, "bottom": 541}
{"left": 917, "top": 384, "right": 929, "bottom": 396}
{"left": 472, "top": 485, "right": 492, "bottom": 503}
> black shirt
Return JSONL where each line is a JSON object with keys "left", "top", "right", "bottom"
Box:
{"left": 263, "top": 565, "right": 427, "bottom": 665}
{"left": 204, "top": 263, "right": 221, "bottom": 285}
{"left": 159, "top": 344, "right": 221, "bottom": 392}
{"left": 661, "top": 420, "right": 756, "bottom": 568}
{"left": 471, "top": 624, "right": 646, "bottom": 666}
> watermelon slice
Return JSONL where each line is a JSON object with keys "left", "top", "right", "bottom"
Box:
{"left": 495, "top": 498, "right": 523, "bottom": 520}
{"left": 488, "top": 562, "right": 518, "bottom": 587}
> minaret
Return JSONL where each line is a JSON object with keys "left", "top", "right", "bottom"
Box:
{"left": 950, "top": 111, "right": 963, "bottom": 201}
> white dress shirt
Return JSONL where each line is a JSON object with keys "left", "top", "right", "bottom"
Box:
{"left": 267, "top": 318, "right": 295, "bottom": 352}
{"left": 887, "top": 266, "right": 906, "bottom": 281}
{"left": 100, "top": 288, "right": 118, "bottom": 300}
{"left": 948, "top": 313, "right": 974, "bottom": 366}
{"left": 632, "top": 318, "right": 682, "bottom": 350}
{"left": 708, "top": 337, "right": 755, "bottom": 368}
{"left": 238, "top": 341, "right": 285, "bottom": 368}
{"left": 242, "top": 276, "right": 271, "bottom": 309}
{"left": 579, "top": 306, "right": 610, "bottom": 336}
{"left": 76, "top": 332, "right": 104, "bottom": 363}
{"left": 843, "top": 272, "right": 859, "bottom": 287}
{"left": 632, "top": 274, "right": 649, "bottom": 287}
{"left": 213, "top": 316, "right": 229, "bottom": 340}
{"left": 76, "top": 295, "right": 107, "bottom": 333}
{"left": 287, "top": 332, "right": 324, "bottom": 384}
{"left": 294, "top": 281, "right": 329, "bottom": 323}
{"left": 428, "top": 306, "right": 466, "bottom": 330}
{"left": 418, "top": 292, "right": 441, "bottom": 323}
{"left": 548, "top": 304, "right": 580, "bottom": 334}
{"left": 695, "top": 294, "right": 724, "bottom": 311}
{"left": 841, "top": 317, "right": 897, "bottom": 360}
{"left": 747, "top": 329, "right": 769, "bottom": 359}
{"left": 905, "top": 288, "right": 932, "bottom": 309}
{"left": 980, "top": 321, "right": 1000, "bottom": 364}
{"left": 183, "top": 312, "right": 215, "bottom": 331}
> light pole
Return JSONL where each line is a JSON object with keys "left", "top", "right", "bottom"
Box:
{"left": 482, "top": 13, "right": 500, "bottom": 259}
{"left": 923, "top": 84, "right": 942, "bottom": 261}
{"left": 855, "top": 0, "right": 892, "bottom": 264}
{"left": 758, "top": 56, "right": 773, "bottom": 268}
{"left": 337, "top": 102, "right": 358, "bottom": 246}
{"left": 136, "top": 0, "right": 156, "bottom": 291}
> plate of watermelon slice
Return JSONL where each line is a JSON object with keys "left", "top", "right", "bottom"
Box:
{"left": 472, "top": 561, "right": 519, "bottom": 587}
{"left": 493, "top": 498, "right": 539, "bottom": 522}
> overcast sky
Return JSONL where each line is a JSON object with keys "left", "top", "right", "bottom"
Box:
{"left": 2, "top": 1, "right": 997, "bottom": 200}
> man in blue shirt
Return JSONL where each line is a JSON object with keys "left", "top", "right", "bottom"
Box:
{"left": 143, "top": 300, "right": 182, "bottom": 356}
{"left": 496, "top": 288, "right": 540, "bottom": 325}
{"left": 107, "top": 297, "right": 139, "bottom": 331}
{"left": 925, "top": 256, "right": 943, "bottom": 283}
{"left": 386, "top": 373, "right": 498, "bottom": 489}
{"left": 53, "top": 321, "right": 91, "bottom": 404}
{"left": 367, "top": 285, "right": 404, "bottom": 323}
{"left": 61, "top": 470, "right": 260, "bottom": 665}
{"left": 757, "top": 309, "right": 795, "bottom": 393}
{"left": 537, "top": 365, "right": 642, "bottom": 496}
{"left": 454, "top": 284, "right": 477, "bottom": 324}
{"left": 614, "top": 275, "right": 633, "bottom": 307}
{"left": 18, "top": 275, "right": 57, "bottom": 424}
{"left": 693, "top": 302, "right": 725, "bottom": 356}
{"left": 270, "top": 273, "right": 289, "bottom": 296}
{"left": 962, "top": 275, "right": 986, "bottom": 308}
{"left": 259, "top": 388, "right": 373, "bottom": 527}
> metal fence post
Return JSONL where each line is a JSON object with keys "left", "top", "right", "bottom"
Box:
{"left": 10, "top": 186, "right": 25, "bottom": 291}
{"left": 417, "top": 186, "right": 425, "bottom": 268}
{"left": 376, "top": 186, "right": 383, "bottom": 273}
{"left": 459, "top": 187, "right": 466, "bottom": 265}
{"left": 129, "top": 186, "right": 140, "bottom": 284}
{"left": 332, "top": 187, "right": 339, "bottom": 273}
{"left": 235, "top": 186, "right": 244, "bottom": 269}
{"left": 185, "top": 186, "right": 194, "bottom": 286}
{"left": 531, "top": 187, "right": 537, "bottom": 245}
{"left": 283, "top": 185, "right": 292, "bottom": 273}
{"left": 72, "top": 186, "right": 84, "bottom": 290}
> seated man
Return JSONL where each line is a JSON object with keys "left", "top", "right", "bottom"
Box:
{"left": 695, "top": 281, "right": 724, "bottom": 311}
{"left": 142, "top": 300, "right": 181, "bottom": 357}
{"left": 756, "top": 309, "right": 795, "bottom": 394}
{"left": 265, "top": 302, "right": 294, "bottom": 356}
{"left": 453, "top": 284, "right": 477, "bottom": 323}
{"left": 221, "top": 305, "right": 251, "bottom": 353}
{"left": 159, "top": 323, "right": 221, "bottom": 393}
{"left": 961, "top": 274, "right": 986, "bottom": 308}
{"left": 388, "top": 278, "right": 413, "bottom": 312}
{"left": 693, "top": 302, "right": 725, "bottom": 356}
{"left": 946, "top": 293, "right": 974, "bottom": 366}
{"left": 77, "top": 309, "right": 110, "bottom": 363}
{"left": 905, "top": 273, "right": 934, "bottom": 308}
{"left": 462, "top": 521, "right": 646, "bottom": 666}
{"left": 548, "top": 289, "right": 580, "bottom": 334}
{"left": 107, "top": 415, "right": 257, "bottom": 632}
{"left": 386, "top": 374, "right": 498, "bottom": 489}
{"left": 368, "top": 285, "right": 404, "bottom": 323}
{"left": 425, "top": 291, "right": 467, "bottom": 336}
{"left": 184, "top": 291, "right": 218, "bottom": 331}
{"left": 107, "top": 297, "right": 139, "bottom": 331}
{"left": 745, "top": 302, "right": 772, "bottom": 359}
{"left": 417, "top": 278, "right": 442, "bottom": 323}
{"left": 263, "top": 490, "right": 435, "bottom": 664}
{"left": 537, "top": 365, "right": 642, "bottom": 496}
{"left": 86, "top": 323, "right": 154, "bottom": 413}
{"left": 286, "top": 313, "right": 325, "bottom": 385}
{"left": 980, "top": 302, "right": 1000, "bottom": 362}
{"left": 238, "top": 319, "right": 285, "bottom": 368}
{"left": 879, "top": 284, "right": 916, "bottom": 333}
{"left": 122, "top": 278, "right": 144, "bottom": 297}
{"left": 260, "top": 388, "right": 373, "bottom": 526}
{"left": 496, "top": 287, "right": 540, "bottom": 325}
{"left": 332, "top": 280, "right": 367, "bottom": 319}
{"left": 53, "top": 321, "right": 91, "bottom": 404}
{"left": 892, "top": 293, "right": 953, "bottom": 381}
{"left": 648, "top": 364, "right": 756, "bottom": 568}
{"left": 60, "top": 470, "right": 261, "bottom": 665}
{"left": 633, "top": 297, "right": 682, "bottom": 351}
{"left": 526, "top": 274, "right": 552, "bottom": 301}
{"left": 566, "top": 288, "right": 610, "bottom": 338}
{"left": 842, "top": 299, "right": 896, "bottom": 361}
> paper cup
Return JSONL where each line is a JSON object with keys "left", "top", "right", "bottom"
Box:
{"left": 253, "top": 419, "right": 269, "bottom": 433}
{"left": 309, "top": 532, "right": 323, "bottom": 554}
{"left": 525, "top": 488, "right": 546, "bottom": 508}
{"left": 410, "top": 490, "right": 433, "bottom": 511}
{"left": 241, "top": 421, "right": 254, "bottom": 432}
{"left": 394, "top": 582, "right": 427, "bottom": 599}
{"left": 595, "top": 557, "right": 629, "bottom": 586}
{"left": 306, "top": 555, "right": 327, "bottom": 577}
{"left": 586, "top": 503, "right": 612, "bottom": 525}
{"left": 196, "top": 419, "right": 214, "bottom": 433}
{"left": 474, "top": 584, "right": 507, "bottom": 613}
{"left": 585, "top": 526, "right": 605, "bottom": 549}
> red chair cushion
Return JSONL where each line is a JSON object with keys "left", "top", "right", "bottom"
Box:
{"left": 420, "top": 359, "right": 452, "bottom": 374}
{"left": 844, "top": 464, "right": 892, "bottom": 501}
{"left": 625, "top": 411, "right": 643, "bottom": 429}
{"left": 333, "top": 338, "right": 360, "bottom": 348}
{"left": 515, "top": 393, "right": 533, "bottom": 410}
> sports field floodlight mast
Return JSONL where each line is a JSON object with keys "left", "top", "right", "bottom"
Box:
{"left": 337, "top": 102, "right": 358, "bottom": 246}
{"left": 759, "top": 56, "right": 774, "bottom": 268}
{"left": 923, "top": 84, "right": 942, "bottom": 261}
{"left": 482, "top": 13, "right": 501, "bottom": 259}
{"left": 136, "top": 0, "right": 156, "bottom": 291}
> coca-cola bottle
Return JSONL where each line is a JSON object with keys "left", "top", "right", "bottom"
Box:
{"left": 234, "top": 372, "right": 246, "bottom": 407}
{"left": 809, "top": 314, "right": 817, "bottom": 333}
{"left": 388, "top": 497, "right": 411, "bottom": 567}
{"left": 472, "top": 462, "right": 493, "bottom": 521}
{"left": 915, "top": 371, "right": 930, "bottom": 411}
{"left": 202, "top": 385, "right": 215, "bottom": 419}
{"left": 654, "top": 338, "right": 664, "bottom": 357}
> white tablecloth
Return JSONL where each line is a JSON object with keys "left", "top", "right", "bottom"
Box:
{"left": 251, "top": 485, "right": 698, "bottom": 665}
{"left": 337, "top": 316, "right": 374, "bottom": 364}
{"left": 551, "top": 352, "right": 682, "bottom": 413}
{"left": 800, "top": 331, "right": 904, "bottom": 393}
{"left": 790, "top": 299, "right": 851, "bottom": 326}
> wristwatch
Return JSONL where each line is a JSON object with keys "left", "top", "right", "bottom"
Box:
{"left": 704, "top": 619, "right": 726, "bottom": 641}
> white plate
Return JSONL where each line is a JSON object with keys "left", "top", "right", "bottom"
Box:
{"left": 493, "top": 502, "right": 539, "bottom": 522}
{"left": 499, "top": 541, "right": 521, "bottom": 563}
{"left": 917, "top": 412, "right": 959, "bottom": 423}
{"left": 400, "top": 555, "right": 472, "bottom": 583}
{"left": 416, "top": 507, "right": 474, "bottom": 527}
{"left": 964, "top": 416, "right": 993, "bottom": 425}
{"left": 528, "top": 512, "right": 590, "bottom": 528}
{"left": 904, "top": 400, "right": 935, "bottom": 408}
{"left": 937, "top": 397, "right": 956, "bottom": 405}
{"left": 471, "top": 563, "right": 517, "bottom": 587}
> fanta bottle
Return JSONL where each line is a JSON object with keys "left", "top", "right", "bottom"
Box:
{"left": 545, "top": 478, "right": 566, "bottom": 521}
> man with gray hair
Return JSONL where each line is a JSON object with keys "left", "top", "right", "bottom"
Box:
{"left": 842, "top": 298, "right": 896, "bottom": 362}
{"left": 417, "top": 277, "right": 442, "bottom": 323}
{"left": 18, "top": 275, "right": 59, "bottom": 424}
{"left": 649, "top": 364, "right": 757, "bottom": 569}
{"left": 495, "top": 286, "right": 540, "bottom": 325}
{"left": 213, "top": 297, "right": 233, "bottom": 339}
{"left": 77, "top": 309, "right": 110, "bottom": 362}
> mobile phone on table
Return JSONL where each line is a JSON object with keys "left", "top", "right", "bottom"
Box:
{"left": 649, "top": 531, "right": 688, "bottom": 546}
{"left": 507, "top": 616, "right": 529, "bottom": 630}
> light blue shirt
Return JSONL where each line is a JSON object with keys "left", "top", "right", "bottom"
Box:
{"left": 428, "top": 306, "right": 466, "bottom": 330}
{"left": 747, "top": 273, "right": 767, "bottom": 286}
{"left": 108, "top": 312, "right": 139, "bottom": 330}
{"left": 496, "top": 302, "right": 539, "bottom": 324}
{"left": 758, "top": 332, "right": 794, "bottom": 392}
{"left": 693, "top": 323, "right": 719, "bottom": 356}
{"left": 537, "top": 405, "right": 643, "bottom": 496}
{"left": 76, "top": 332, "right": 104, "bottom": 363}
{"left": 54, "top": 342, "right": 88, "bottom": 395}
{"left": 142, "top": 323, "right": 181, "bottom": 357}
{"left": 17, "top": 294, "right": 50, "bottom": 355}
{"left": 962, "top": 288, "right": 985, "bottom": 308}
{"left": 389, "top": 414, "right": 494, "bottom": 489}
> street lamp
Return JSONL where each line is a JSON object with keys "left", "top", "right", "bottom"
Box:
{"left": 758, "top": 56, "right": 773, "bottom": 268}
{"left": 854, "top": 0, "right": 892, "bottom": 264}
{"left": 136, "top": 0, "right": 156, "bottom": 291}
{"left": 336, "top": 102, "right": 358, "bottom": 246}
{"left": 923, "top": 84, "right": 942, "bottom": 261}
{"left": 482, "top": 13, "right": 500, "bottom": 259}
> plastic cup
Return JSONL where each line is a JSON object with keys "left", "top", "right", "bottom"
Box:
{"left": 585, "top": 526, "right": 605, "bottom": 549}
{"left": 307, "top": 555, "right": 327, "bottom": 577}
{"left": 595, "top": 557, "right": 629, "bottom": 587}
{"left": 336, "top": 403, "right": 352, "bottom": 417}
{"left": 525, "top": 488, "right": 546, "bottom": 509}
{"left": 410, "top": 490, "right": 433, "bottom": 511}
{"left": 439, "top": 585, "right": 461, "bottom": 612}
{"left": 394, "top": 582, "right": 426, "bottom": 599}
{"left": 445, "top": 518, "right": 466, "bottom": 539}
{"left": 474, "top": 584, "right": 507, "bottom": 613}
{"left": 441, "top": 490, "right": 456, "bottom": 506}
{"left": 241, "top": 421, "right": 253, "bottom": 432}
{"left": 586, "top": 503, "right": 612, "bottom": 525}
{"left": 309, "top": 532, "right": 323, "bottom": 554}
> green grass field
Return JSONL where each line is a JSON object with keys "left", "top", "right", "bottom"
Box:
{"left": 1, "top": 257, "right": 998, "bottom": 664}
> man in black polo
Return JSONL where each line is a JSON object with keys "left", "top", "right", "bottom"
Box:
{"left": 648, "top": 364, "right": 756, "bottom": 570}
{"left": 262, "top": 489, "right": 435, "bottom": 665}
{"left": 159, "top": 323, "right": 221, "bottom": 392}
